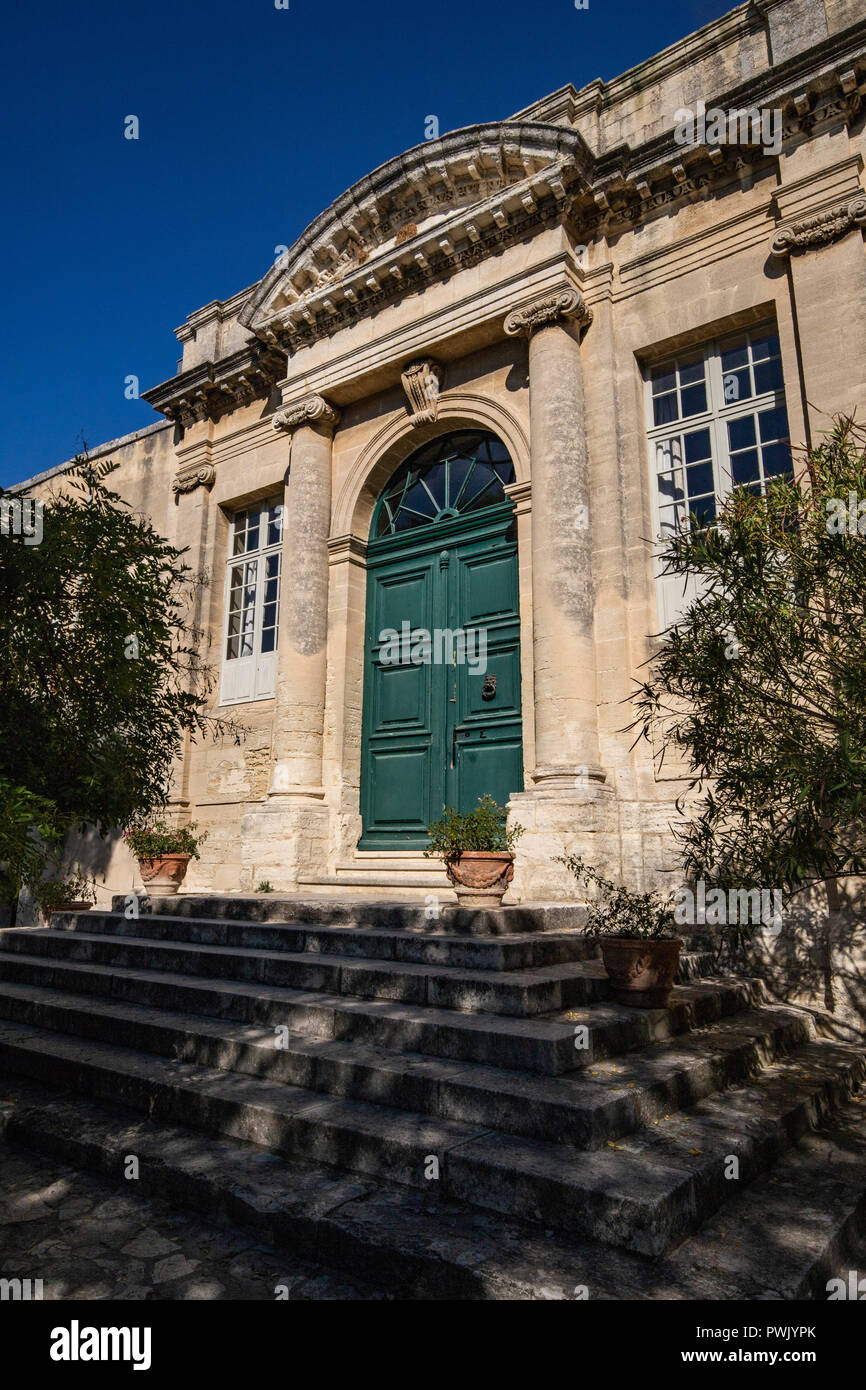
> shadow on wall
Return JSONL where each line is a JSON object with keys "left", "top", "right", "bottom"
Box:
{"left": 67, "top": 824, "right": 141, "bottom": 905}
{"left": 721, "top": 892, "right": 866, "bottom": 1044}
{"left": 0, "top": 825, "right": 141, "bottom": 929}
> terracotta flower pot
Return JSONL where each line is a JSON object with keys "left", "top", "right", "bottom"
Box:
{"left": 137, "top": 853, "right": 191, "bottom": 898}
{"left": 445, "top": 851, "right": 514, "bottom": 907}
{"left": 599, "top": 936, "right": 683, "bottom": 1009}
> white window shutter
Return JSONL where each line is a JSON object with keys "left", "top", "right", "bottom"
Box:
{"left": 254, "top": 650, "right": 277, "bottom": 700}
{"left": 220, "top": 654, "right": 256, "bottom": 704}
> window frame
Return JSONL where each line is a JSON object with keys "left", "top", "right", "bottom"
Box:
{"left": 218, "top": 496, "right": 283, "bottom": 706}
{"left": 643, "top": 326, "right": 792, "bottom": 629}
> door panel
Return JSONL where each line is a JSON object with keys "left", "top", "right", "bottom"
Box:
{"left": 455, "top": 729, "right": 524, "bottom": 814}
{"left": 360, "top": 552, "right": 444, "bottom": 845}
{"left": 375, "top": 662, "right": 428, "bottom": 730}
{"left": 359, "top": 511, "right": 522, "bottom": 849}
{"left": 448, "top": 529, "right": 523, "bottom": 822}
{"left": 461, "top": 549, "right": 520, "bottom": 623}
{"left": 365, "top": 747, "right": 431, "bottom": 834}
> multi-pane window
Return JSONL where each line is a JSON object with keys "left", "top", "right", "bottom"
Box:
{"left": 645, "top": 328, "right": 793, "bottom": 628}
{"left": 220, "top": 498, "right": 283, "bottom": 704}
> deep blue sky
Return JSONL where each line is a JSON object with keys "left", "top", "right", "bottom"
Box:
{"left": 1, "top": 0, "right": 733, "bottom": 486}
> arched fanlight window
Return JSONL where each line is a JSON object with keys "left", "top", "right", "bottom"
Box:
{"left": 374, "top": 430, "right": 515, "bottom": 539}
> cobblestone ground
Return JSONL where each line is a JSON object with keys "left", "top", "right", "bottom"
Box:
{"left": 0, "top": 1140, "right": 388, "bottom": 1300}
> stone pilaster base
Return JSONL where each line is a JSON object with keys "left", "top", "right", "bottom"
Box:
{"left": 238, "top": 796, "right": 330, "bottom": 892}
{"left": 506, "top": 782, "right": 619, "bottom": 902}
{"left": 507, "top": 777, "right": 689, "bottom": 902}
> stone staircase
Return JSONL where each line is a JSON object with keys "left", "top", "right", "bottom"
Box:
{"left": 297, "top": 851, "right": 456, "bottom": 900}
{"left": 0, "top": 895, "right": 864, "bottom": 1299}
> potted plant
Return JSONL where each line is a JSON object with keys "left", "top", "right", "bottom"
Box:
{"left": 425, "top": 795, "right": 523, "bottom": 906}
{"left": 36, "top": 871, "right": 97, "bottom": 921}
{"left": 558, "top": 855, "right": 683, "bottom": 1008}
{"left": 123, "top": 821, "right": 207, "bottom": 898}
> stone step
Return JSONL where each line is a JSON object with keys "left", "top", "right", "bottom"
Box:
{"left": 303, "top": 857, "right": 454, "bottom": 895}
{"left": 0, "top": 1017, "right": 861, "bottom": 1254}
{"left": 5, "top": 1079, "right": 863, "bottom": 1297}
{"left": 108, "top": 894, "right": 587, "bottom": 937}
{"left": 335, "top": 860, "right": 449, "bottom": 881}
{"left": 296, "top": 876, "right": 458, "bottom": 899}
{"left": 0, "top": 978, "right": 814, "bottom": 1148}
{"left": 0, "top": 928, "right": 611, "bottom": 1017}
{"left": 340, "top": 851, "right": 444, "bottom": 863}
{"left": 0, "top": 949, "right": 763, "bottom": 1075}
{"left": 48, "top": 910, "right": 599, "bottom": 971}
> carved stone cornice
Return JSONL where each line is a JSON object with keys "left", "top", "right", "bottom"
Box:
{"left": 400, "top": 359, "right": 444, "bottom": 425}
{"left": 562, "top": 67, "right": 864, "bottom": 246}
{"left": 227, "top": 48, "right": 865, "bottom": 362}
{"left": 171, "top": 464, "right": 216, "bottom": 495}
{"left": 143, "top": 343, "right": 285, "bottom": 428}
{"left": 771, "top": 194, "right": 866, "bottom": 257}
{"left": 272, "top": 394, "right": 341, "bottom": 435}
{"left": 503, "top": 289, "right": 592, "bottom": 338}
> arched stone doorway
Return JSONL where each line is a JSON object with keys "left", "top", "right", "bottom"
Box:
{"left": 358, "top": 429, "right": 524, "bottom": 849}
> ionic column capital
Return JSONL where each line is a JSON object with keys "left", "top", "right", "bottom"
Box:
{"left": 171, "top": 463, "right": 215, "bottom": 495}
{"left": 770, "top": 194, "right": 866, "bottom": 257}
{"left": 273, "top": 393, "right": 341, "bottom": 436}
{"left": 504, "top": 288, "right": 592, "bottom": 339}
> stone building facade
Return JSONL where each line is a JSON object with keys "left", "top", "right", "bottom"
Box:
{"left": 15, "top": 0, "right": 866, "bottom": 907}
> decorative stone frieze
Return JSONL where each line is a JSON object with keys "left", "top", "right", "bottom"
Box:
{"left": 400, "top": 359, "right": 444, "bottom": 425}
{"left": 272, "top": 394, "right": 341, "bottom": 435}
{"left": 171, "top": 464, "right": 215, "bottom": 495}
{"left": 771, "top": 195, "right": 866, "bottom": 256}
{"left": 504, "top": 289, "right": 592, "bottom": 338}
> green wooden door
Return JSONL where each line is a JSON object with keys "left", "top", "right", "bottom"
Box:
{"left": 359, "top": 431, "right": 523, "bottom": 850}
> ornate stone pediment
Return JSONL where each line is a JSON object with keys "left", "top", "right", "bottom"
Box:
{"left": 238, "top": 122, "right": 593, "bottom": 351}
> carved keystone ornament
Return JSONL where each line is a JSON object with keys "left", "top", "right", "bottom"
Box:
{"left": 401, "top": 358, "right": 444, "bottom": 425}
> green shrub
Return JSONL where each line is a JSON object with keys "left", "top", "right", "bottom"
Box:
{"left": 558, "top": 855, "right": 678, "bottom": 940}
{"left": 425, "top": 795, "right": 523, "bottom": 861}
{"left": 123, "top": 821, "right": 207, "bottom": 861}
{"left": 36, "top": 872, "right": 97, "bottom": 912}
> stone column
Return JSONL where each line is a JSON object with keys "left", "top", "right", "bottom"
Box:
{"left": 239, "top": 394, "right": 339, "bottom": 891}
{"left": 504, "top": 289, "right": 603, "bottom": 787}
{"left": 269, "top": 393, "right": 340, "bottom": 796}
{"left": 504, "top": 289, "right": 618, "bottom": 902}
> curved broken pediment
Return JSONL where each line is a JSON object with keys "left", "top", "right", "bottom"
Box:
{"left": 239, "top": 120, "right": 594, "bottom": 350}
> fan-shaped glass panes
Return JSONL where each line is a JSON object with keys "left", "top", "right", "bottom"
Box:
{"left": 374, "top": 431, "right": 515, "bottom": 538}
